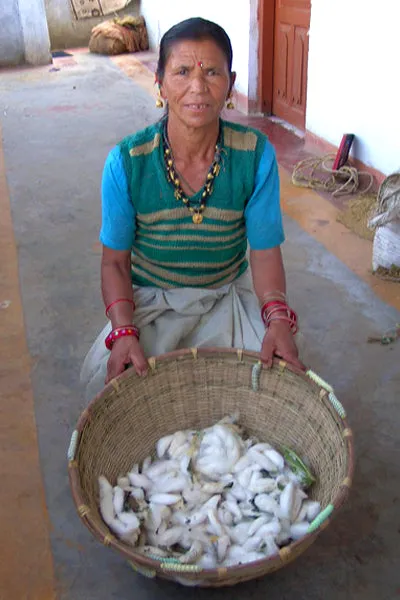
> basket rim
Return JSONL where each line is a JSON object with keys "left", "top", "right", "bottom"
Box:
{"left": 69, "top": 347, "right": 355, "bottom": 579}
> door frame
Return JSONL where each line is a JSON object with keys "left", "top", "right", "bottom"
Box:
{"left": 258, "top": 0, "right": 275, "bottom": 115}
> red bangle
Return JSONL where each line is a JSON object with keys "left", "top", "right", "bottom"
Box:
{"left": 261, "top": 300, "right": 289, "bottom": 324}
{"left": 105, "top": 325, "right": 140, "bottom": 350}
{"left": 105, "top": 298, "right": 135, "bottom": 319}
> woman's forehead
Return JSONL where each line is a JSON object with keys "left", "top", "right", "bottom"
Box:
{"left": 166, "top": 39, "right": 227, "bottom": 66}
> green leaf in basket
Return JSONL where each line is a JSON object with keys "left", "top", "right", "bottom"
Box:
{"left": 281, "top": 445, "right": 316, "bottom": 488}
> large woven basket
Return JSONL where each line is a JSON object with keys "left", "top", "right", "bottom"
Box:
{"left": 68, "top": 348, "right": 354, "bottom": 587}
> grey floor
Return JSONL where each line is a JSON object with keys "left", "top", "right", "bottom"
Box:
{"left": 1, "top": 52, "right": 399, "bottom": 599}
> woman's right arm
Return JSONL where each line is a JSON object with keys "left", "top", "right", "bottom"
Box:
{"left": 100, "top": 146, "right": 147, "bottom": 381}
{"left": 101, "top": 246, "right": 148, "bottom": 380}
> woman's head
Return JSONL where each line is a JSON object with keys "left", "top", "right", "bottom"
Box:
{"left": 156, "top": 18, "right": 233, "bottom": 82}
{"left": 156, "top": 18, "right": 236, "bottom": 129}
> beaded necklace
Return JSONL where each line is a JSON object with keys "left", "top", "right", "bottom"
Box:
{"left": 162, "top": 121, "right": 223, "bottom": 224}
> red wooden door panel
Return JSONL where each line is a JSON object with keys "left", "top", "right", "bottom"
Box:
{"left": 273, "top": 0, "right": 311, "bottom": 129}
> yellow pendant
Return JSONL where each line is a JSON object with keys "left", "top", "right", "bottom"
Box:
{"left": 192, "top": 212, "right": 203, "bottom": 224}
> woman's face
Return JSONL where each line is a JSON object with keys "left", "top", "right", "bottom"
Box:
{"left": 159, "top": 38, "right": 235, "bottom": 130}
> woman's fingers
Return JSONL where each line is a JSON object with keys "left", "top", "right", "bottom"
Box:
{"left": 106, "top": 353, "right": 125, "bottom": 383}
{"left": 129, "top": 345, "right": 148, "bottom": 377}
{"left": 260, "top": 336, "right": 275, "bottom": 368}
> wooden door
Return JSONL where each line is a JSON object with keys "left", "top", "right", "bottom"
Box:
{"left": 272, "top": 0, "right": 311, "bottom": 129}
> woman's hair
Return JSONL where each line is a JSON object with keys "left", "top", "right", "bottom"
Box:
{"left": 156, "top": 17, "right": 233, "bottom": 82}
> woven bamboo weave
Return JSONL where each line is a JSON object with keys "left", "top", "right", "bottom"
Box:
{"left": 69, "top": 348, "right": 354, "bottom": 587}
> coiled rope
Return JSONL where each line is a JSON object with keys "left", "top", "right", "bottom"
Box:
{"left": 292, "top": 154, "right": 374, "bottom": 197}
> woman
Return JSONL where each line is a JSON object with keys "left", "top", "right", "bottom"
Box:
{"left": 81, "top": 17, "right": 304, "bottom": 400}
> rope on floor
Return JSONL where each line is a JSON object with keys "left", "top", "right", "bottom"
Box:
{"left": 292, "top": 154, "right": 374, "bottom": 197}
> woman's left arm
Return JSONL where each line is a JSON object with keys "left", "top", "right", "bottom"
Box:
{"left": 250, "top": 246, "right": 305, "bottom": 370}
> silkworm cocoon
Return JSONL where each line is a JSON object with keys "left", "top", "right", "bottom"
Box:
{"left": 153, "top": 474, "right": 187, "bottom": 494}
{"left": 180, "top": 540, "right": 203, "bottom": 564}
{"left": 156, "top": 434, "right": 175, "bottom": 459}
{"left": 157, "top": 519, "right": 168, "bottom": 537}
{"left": 248, "top": 448, "right": 277, "bottom": 472}
{"left": 180, "top": 454, "right": 191, "bottom": 474}
{"left": 217, "top": 534, "right": 230, "bottom": 562}
{"left": 130, "top": 463, "right": 139, "bottom": 475}
{"left": 117, "top": 476, "right": 130, "bottom": 490}
{"left": 146, "top": 459, "right": 179, "bottom": 480}
{"left": 158, "top": 526, "right": 184, "bottom": 547}
{"left": 218, "top": 507, "right": 233, "bottom": 527}
{"left": 223, "top": 495, "right": 242, "bottom": 522}
{"left": 146, "top": 503, "right": 171, "bottom": 531}
{"left": 130, "top": 487, "right": 145, "bottom": 502}
{"left": 258, "top": 519, "right": 281, "bottom": 538}
{"left": 229, "top": 522, "right": 252, "bottom": 545}
{"left": 224, "top": 546, "right": 264, "bottom": 566}
{"left": 304, "top": 500, "right": 321, "bottom": 522}
{"left": 128, "top": 472, "right": 153, "bottom": 490}
{"left": 237, "top": 465, "right": 254, "bottom": 489}
{"left": 169, "top": 431, "right": 189, "bottom": 458}
{"left": 188, "top": 525, "right": 210, "bottom": 546}
{"left": 263, "top": 535, "right": 279, "bottom": 558}
{"left": 229, "top": 483, "right": 249, "bottom": 502}
{"left": 248, "top": 516, "right": 269, "bottom": 537}
{"left": 98, "top": 476, "right": 115, "bottom": 526}
{"left": 249, "top": 474, "right": 277, "bottom": 494}
{"left": 243, "top": 535, "right": 263, "bottom": 552}
{"left": 264, "top": 449, "right": 285, "bottom": 471}
{"left": 112, "top": 486, "right": 125, "bottom": 515}
{"left": 254, "top": 494, "right": 279, "bottom": 515}
{"left": 207, "top": 508, "right": 225, "bottom": 537}
{"left": 142, "top": 455, "right": 152, "bottom": 472}
{"left": 290, "top": 521, "right": 310, "bottom": 540}
{"left": 149, "top": 493, "right": 181, "bottom": 506}
{"left": 139, "top": 545, "right": 170, "bottom": 558}
{"left": 202, "top": 481, "right": 227, "bottom": 494}
{"left": 197, "top": 552, "right": 218, "bottom": 569}
{"left": 295, "top": 503, "right": 308, "bottom": 524}
{"left": 171, "top": 510, "right": 190, "bottom": 526}
{"left": 188, "top": 509, "right": 208, "bottom": 527}
{"left": 279, "top": 482, "right": 296, "bottom": 520}
{"left": 118, "top": 511, "right": 140, "bottom": 529}
{"left": 233, "top": 454, "right": 251, "bottom": 473}
{"left": 201, "top": 494, "right": 222, "bottom": 512}
{"left": 251, "top": 443, "right": 273, "bottom": 453}
{"left": 292, "top": 488, "right": 308, "bottom": 523}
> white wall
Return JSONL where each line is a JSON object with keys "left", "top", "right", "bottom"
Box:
{"left": 0, "top": 0, "right": 51, "bottom": 66}
{"left": 140, "top": 1, "right": 251, "bottom": 99}
{"left": 307, "top": 0, "right": 400, "bottom": 176}
{"left": 19, "top": 0, "right": 51, "bottom": 65}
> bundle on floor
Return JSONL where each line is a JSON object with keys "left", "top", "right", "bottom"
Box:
{"left": 89, "top": 15, "right": 149, "bottom": 55}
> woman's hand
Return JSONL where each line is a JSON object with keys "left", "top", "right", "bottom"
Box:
{"left": 261, "top": 321, "right": 306, "bottom": 371}
{"left": 106, "top": 336, "right": 148, "bottom": 383}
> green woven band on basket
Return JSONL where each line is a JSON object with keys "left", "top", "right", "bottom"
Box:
{"left": 129, "top": 561, "right": 156, "bottom": 579}
{"left": 251, "top": 361, "right": 262, "bottom": 391}
{"left": 306, "top": 369, "right": 334, "bottom": 393}
{"left": 160, "top": 563, "right": 202, "bottom": 573}
{"left": 328, "top": 392, "right": 347, "bottom": 418}
{"left": 67, "top": 430, "right": 78, "bottom": 461}
{"left": 148, "top": 555, "right": 181, "bottom": 564}
{"left": 308, "top": 504, "right": 334, "bottom": 533}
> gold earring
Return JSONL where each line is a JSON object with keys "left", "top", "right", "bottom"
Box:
{"left": 155, "top": 91, "right": 164, "bottom": 108}
{"left": 226, "top": 96, "right": 235, "bottom": 110}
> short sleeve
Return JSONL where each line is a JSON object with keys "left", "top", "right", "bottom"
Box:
{"left": 99, "top": 146, "right": 136, "bottom": 251}
{"left": 245, "top": 141, "right": 285, "bottom": 250}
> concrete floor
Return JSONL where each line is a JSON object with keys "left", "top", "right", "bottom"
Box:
{"left": 0, "top": 51, "right": 399, "bottom": 600}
